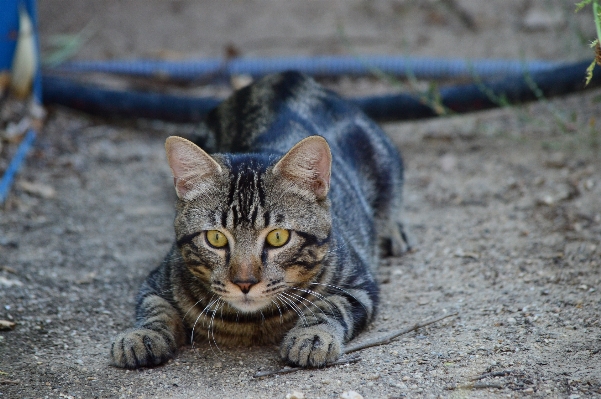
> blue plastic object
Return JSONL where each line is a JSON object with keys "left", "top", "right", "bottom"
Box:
{"left": 0, "top": 129, "right": 36, "bottom": 204}
{"left": 0, "top": 0, "right": 41, "bottom": 205}
{"left": 43, "top": 59, "right": 600, "bottom": 123}
{"left": 0, "top": 1, "right": 20, "bottom": 72}
{"left": 56, "top": 55, "right": 563, "bottom": 81}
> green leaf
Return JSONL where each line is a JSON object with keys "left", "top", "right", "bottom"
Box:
{"left": 575, "top": 0, "right": 593, "bottom": 13}
{"left": 585, "top": 59, "right": 596, "bottom": 86}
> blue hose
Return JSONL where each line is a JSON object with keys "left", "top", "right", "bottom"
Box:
{"left": 55, "top": 55, "right": 562, "bottom": 80}
{"left": 3, "top": 54, "right": 599, "bottom": 203}
{"left": 42, "top": 59, "right": 600, "bottom": 123}
{"left": 0, "top": 129, "right": 37, "bottom": 204}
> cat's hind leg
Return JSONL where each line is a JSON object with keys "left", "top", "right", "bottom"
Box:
{"left": 380, "top": 216, "right": 413, "bottom": 257}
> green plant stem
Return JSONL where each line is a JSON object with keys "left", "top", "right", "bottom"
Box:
{"left": 594, "top": 1, "right": 601, "bottom": 46}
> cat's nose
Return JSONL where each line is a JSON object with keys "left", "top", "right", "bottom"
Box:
{"left": 232, "top": 278, "right": 258, "bottom": 294}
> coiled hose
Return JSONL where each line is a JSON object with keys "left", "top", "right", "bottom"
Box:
{"left": 3, "top": 55, "right": 600, "bottom": 203}
{"left": 42, "top": 58, "right": 600, "bottom": 122}
{"left": 55, "top": 55, "right": 562, "bottom": 80}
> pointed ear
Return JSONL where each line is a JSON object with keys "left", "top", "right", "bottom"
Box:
{"left": 165, "top": 136, "right": 222, "bottom": 200}
{"left": 273, "top": 136, "right": 332, "bottom": 200}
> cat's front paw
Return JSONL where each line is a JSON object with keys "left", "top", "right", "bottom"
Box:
{"left": 280, "top": 324, "right": 342, "bottom": 367}
{"left": 110, "top": 328, "right": 176, "bottom": 369}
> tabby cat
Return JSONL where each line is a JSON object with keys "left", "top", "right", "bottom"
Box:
{"left": 110, "top": 71, "right": 409, "bottom": 369}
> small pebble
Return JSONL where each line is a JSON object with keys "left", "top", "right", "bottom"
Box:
{"left": 340, "top": 391, "right": 363, "bottom": 399}
{"left": 507, "top": 317, "right": 517, "bottom": 325}
{"left": 18, "top": 180, "right": 56, "bottom": 199}
{"left": 285, "top": 391, "right": 305, "bottom": 399}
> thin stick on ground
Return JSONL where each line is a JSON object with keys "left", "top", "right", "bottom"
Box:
{"left": 469, "top": 370, "right": 512, "bottom": 382}
{"left": 446, "top": 382, "right": 504, "bottom": 390}
{"left": 253, "top": 356, "right": 362, "bottom": 378}
{"left": 344, "top": 312, "right": 458, "bottom": 354}
{"left": 253, "top": 312, "right": 458, "bottom": 378}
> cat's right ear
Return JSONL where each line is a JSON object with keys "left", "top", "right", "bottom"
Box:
{"left": 165, "top": 136, "right": 222, "bottom": 200}
{"left": 273, "top": 136, "right": 332, "bottom": 200}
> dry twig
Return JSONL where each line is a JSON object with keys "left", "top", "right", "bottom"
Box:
{"left": 469, "top": 370, "right": 512, "bottom": 382}
{"left": 344, "top": 312, "right": 458, "bottom": 354}
{"left": 253, "top": 355, "right": 361, "bottom": 378}
{"left": 253, "top": 312, "right": 458, "bottom": 378}
{"left": 446, "top": 382, "right": 504, "bottom": 390}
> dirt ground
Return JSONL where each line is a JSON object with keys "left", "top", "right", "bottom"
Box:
{"left": 1, "top": 1, "right": 601, "bottom": 398}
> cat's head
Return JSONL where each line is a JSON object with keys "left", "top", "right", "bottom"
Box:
{"left": 165, "top": 136, "right": 332, "bottom": 313}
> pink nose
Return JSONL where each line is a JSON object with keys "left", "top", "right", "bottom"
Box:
{"left": 233, "top": 279, "right": 257, "bottom": 294}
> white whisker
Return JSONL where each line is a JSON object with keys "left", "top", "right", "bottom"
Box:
{"left": 276, "top": 294, "right": 304, "bottom": 326}
{"left": 282, "top": 291, "right": 324, "bottom": 322}
{"left": 289, "top": 287, "right": 337, "bottom": 314}
{"left": 182, "top": 296, "right": 206, "bottom": 324}
{"left": 208, "top": 299, "right": 224, "bottom": 354}
{"left": 277, "top": 293, "right": 308, "bottom": 327}
{"left": 270, "top": 299, "right": 284, "bottom": 325}
{"left": 191, "top": 294, "right": 218, "bottom": 346}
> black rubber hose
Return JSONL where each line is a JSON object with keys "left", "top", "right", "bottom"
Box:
{"left": 355, "top": 60, "right": 601, "bottom": 121}
{"left": 41, "top": 60, "right": 601, "bottom": 123}
{"left": 41, "top": 76, "right": 222, "bottom": 122}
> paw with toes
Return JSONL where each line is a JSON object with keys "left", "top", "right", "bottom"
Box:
{"left": 110, "top": 328, "right": 176, "bottom": 369}
{"left": 280, "top": 325, "right": 342, "bottom": 367}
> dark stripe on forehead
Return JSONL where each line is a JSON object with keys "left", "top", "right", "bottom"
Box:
{"left": 256, "top": 174, "right": 266, "bottom": 208}
{"left": 224, "top": 154, "right": 272, "bottom": 226}
{"left": 251, "top": 206, "right": 259, "bottom": 226}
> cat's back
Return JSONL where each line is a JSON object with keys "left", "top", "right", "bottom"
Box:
{"left": 195, "top": 71, "right": 403, "bottom": 197}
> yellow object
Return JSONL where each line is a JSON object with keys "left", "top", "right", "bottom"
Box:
{"left": 206, "top": 230, "right": 228, "bottom": 248}
{"left": 266, "top": 229, "right": 290, "bottom": 247}
{"left": 10, "top": 6, "right": 37, "bottom": 99}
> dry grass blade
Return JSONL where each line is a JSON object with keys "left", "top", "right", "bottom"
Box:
{"left": 0, "top": 379, "right": 20, "bottom": 385}
{"left": 253, "top": 355, "right": 361, "bottom": 378}
{"left": 344, "top": 312, "right": 458, "bottom": 354}
{"left": 446, "top": 382, "right": 504, "bottom": 390}
{"left": 469, "top": 370, "right": 512, "bottom": 382}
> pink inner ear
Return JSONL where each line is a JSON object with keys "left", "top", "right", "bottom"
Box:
{"left": 274, "top": 136, "right": 332, "bottom": 199}
{"left": 311, "top": 177, "right": 328, "bottom": 199}
{"left": 165, "top": 136, "right": 221, "bottom": 199}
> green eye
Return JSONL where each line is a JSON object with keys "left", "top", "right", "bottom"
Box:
{"left": 266, "top": 229, "right": 290, "bottom": 247}
{"left": 206, "top": 230, "right": 228, "bottom": 248}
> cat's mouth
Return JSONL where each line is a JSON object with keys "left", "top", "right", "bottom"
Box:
{"left": 224, "top": 294, "right": 272, "bottom": 313}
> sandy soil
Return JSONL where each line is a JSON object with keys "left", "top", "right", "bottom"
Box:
{"left": 1, "top": 1, "right": 600, "bottom": 398}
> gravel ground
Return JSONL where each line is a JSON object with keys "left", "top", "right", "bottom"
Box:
{"left": 1, "top": 1, "right": 600, "bottom": 398}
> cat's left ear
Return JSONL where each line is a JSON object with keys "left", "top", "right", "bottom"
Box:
{"left": 273, "top": 136, "right": 332, "bottom": 200}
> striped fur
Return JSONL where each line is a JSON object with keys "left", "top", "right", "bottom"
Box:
{"left": 110, "top": 72, "right": 409, "bottom": 369}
